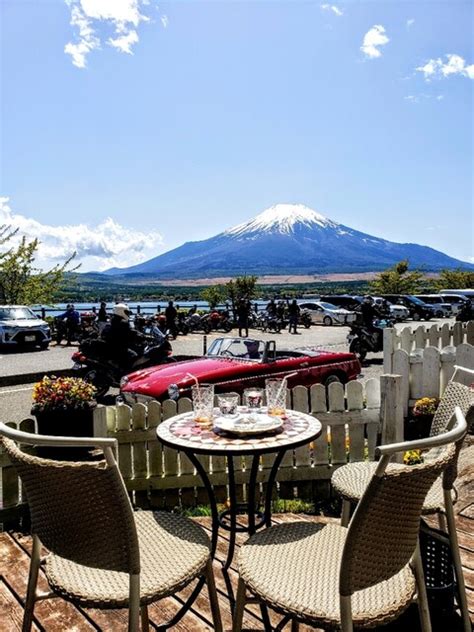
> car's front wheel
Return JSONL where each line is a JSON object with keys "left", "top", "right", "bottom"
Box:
{"left": 323, "top": 316, "right": 333, "bottom": 326}
{"left": 412, "top": 312, "right": 421, "bottom": 321}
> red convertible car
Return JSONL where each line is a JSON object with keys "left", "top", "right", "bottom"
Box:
{"left": 120, "top": 337, "right": 361, "bottom": 404}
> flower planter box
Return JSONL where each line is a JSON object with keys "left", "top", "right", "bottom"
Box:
{"left": 33, "top": 407, "right": 96, "bottom": 461}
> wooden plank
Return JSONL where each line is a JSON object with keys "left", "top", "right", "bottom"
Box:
{"left": 440, "top": 322, "right": 451, "bottom": 348}
{"left": 116, "top": 404, "right": 132, "bottom": 478}
{"left": 0, "top": 578, "right": 41, "bottom": 632}
{"left": 380, "top": 375, "right": 403, "bottom": 462}
{"left": 393, "top": 349, "right": 410, "bottom": 419}
{"left": 440, "top": 346, "right": 456, "bottom": 393}
{"left": 1, "top": 533, "right": 95, "bottom": 631}
{"left": 414, "top": 326, "right": 426, "bottom": 350}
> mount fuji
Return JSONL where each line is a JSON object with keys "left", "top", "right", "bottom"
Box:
{"left": 105, "top": 204, "right": 471, "bottom": 278}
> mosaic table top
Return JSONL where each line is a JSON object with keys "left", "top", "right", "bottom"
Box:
{"left": 156, "top": 408, "right": 322, "bottom": 456}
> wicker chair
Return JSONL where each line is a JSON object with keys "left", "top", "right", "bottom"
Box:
{"left": 232, "top": 408, "right": 467, "bottom": 632}
{"left": 332, "top": 377, "right": 474, "bottom": 632}
{"left": 0, "top": 424, "right": 222, "bottom": 632}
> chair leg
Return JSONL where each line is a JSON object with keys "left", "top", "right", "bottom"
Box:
{"left": 129, "top": 574, "right": 140, "bottom": 632}
{"left": 437, "top": 510, "right": 447, "bottom": 532}
{"left": 341, "top": 499, "right": 351, "bottom": 527}
{"left": 444, "top": 490, "right": 471, "bottom": 632}
{"left": 291, "top": 618, "right": 300, "bottom": 631}
{"left": 205, "top": 559, "right": 223, "bottom": 632}
{"left": 412, "top": 541, "right": 432, "bottom": 632}
{"left": 22, "top": 534, "right": 41, "bottom": 632}
{"left": 141, "top": 604, "right": 150, "bottom": 632}
{"left": 340, "top": 594, "right": 353, "bottom": 632}
{"left": 232, "top": 578, "right": 247, "bottom": 632}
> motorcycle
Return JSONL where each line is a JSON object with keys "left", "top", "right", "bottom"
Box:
{"left": 347, "top": 318, "right": 393, "bottom": 362}
{"left": 254, "top": 312, "right": 282, "bottom": 333}
{"left": 203, "top": 310, "right": 233, "bottom": 333}
{"left": 71, "top": 325, "right": 174, "bottom": 397}
{"left": 183, "top": 313, "right": 212, "bottom": 334}
{"left": 298, "top": 310, "right": 312, "bottom": 329}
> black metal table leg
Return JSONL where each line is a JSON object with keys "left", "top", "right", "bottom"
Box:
{"left": 247, "top": 454, "right": 261, "bottom": 535}
{"left": 264, "top": 448, "right": 287, "bottom": 527}
{"left": 184, "top": 450, "right": 220, "bottom": 558}
{"left": 224, "top": 455, "right": 237, "bottom": 569}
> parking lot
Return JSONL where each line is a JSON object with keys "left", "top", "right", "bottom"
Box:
{"left": 0, "top": 318, "right": 451, "bottom": 424}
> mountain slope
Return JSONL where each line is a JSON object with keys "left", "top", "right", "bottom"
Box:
{"left": 105, "top": 204, "right": 471, "bottom": 277}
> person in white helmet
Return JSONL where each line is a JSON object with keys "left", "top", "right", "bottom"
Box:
{"left": 102, "top": 303, "right": 142, "bottom": 368}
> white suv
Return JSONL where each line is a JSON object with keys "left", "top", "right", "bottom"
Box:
{"left": 0, "top": 305, "right": 51, "bottom": 350}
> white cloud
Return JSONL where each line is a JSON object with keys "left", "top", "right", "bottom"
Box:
{"left": 161, "top": 15, "right": 169, "bottom": 28}
{"left": 404, "top": 94, "right": 445, "bottom": 104}
{"left": 406, "top": 18, "right": 415, "bottom": 29}
{"left": 360, "top": 25, "right": 389, "bottom": 59}
{"left": 416, "top": 54, "right": 474, "bottom": 80}
{"left": 0, "top": 198, "right": 164, "bottom": 271}
{"left": 64, "top": 0, "right": 164, "bottom": 68}
{"left": 321, "top": 4, "right": 344, "bottom": 17}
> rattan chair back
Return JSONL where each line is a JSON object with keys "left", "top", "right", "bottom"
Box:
{"left": 427, "top": 381, "right": 473, "bottom": 490}
{"left": 1, "top": 437, "right": 140, "bottom": 574}
{"left": 339, "top": 444, "right": 456, "bottom": 596}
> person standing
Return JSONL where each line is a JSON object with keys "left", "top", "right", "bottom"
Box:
{"left": 165, "top": 300, "right": 178, "bottom": 338}
{"left": 287, "top": 299, "right": 300, "bottom": 334}
{"left": 237, "top": 298, "right": 250, "bottom": 338}
{"left": 57, "top": 304, "right": 80, "bottom": 345}
{"left": 97, "top": 301, "right": 108, "bottom": 334}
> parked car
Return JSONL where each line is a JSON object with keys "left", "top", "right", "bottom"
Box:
{"left": 414, "top": 295, "right": 453, "bottom": 318}
{"left": 371, "top": 297, "right": 409, "bottom": 322}
{"left": 380, "top": 295, "right": 435, "bottom": 321}
{"left": 0, "top": 305, "right": 51, "bottom": 350}
{"left": 298, "top": 301, "right": 357, "bottom": 326}
{"left": 120, "top": 336, "right": 362, "bottom": 403}
{"left": 437, "top": 293, "right": 469, "bottom": 315}
{"left": 320, "top": 295, "right": 362, "bottom": 311}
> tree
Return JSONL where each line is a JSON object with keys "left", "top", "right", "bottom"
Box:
{"left": 435, "top": 269, "right": 474, "bottom": 291}
{"left": 200, "top": 285, "right": 226, "bottom": 309}
{"left": 0, "top": 225, "right": 78, "bottom": 304}
{"left": 369, "top": 260, "right": 424, "bottom": 295}
{"left": 225, "top": 276, "right": 258, "bottom": 314}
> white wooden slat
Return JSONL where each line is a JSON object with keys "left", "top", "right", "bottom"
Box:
{"left": 292, "top": 386, "right": 310, "bottom": 467}
{"left": 328, "top": 383, "right": 346, "bottom": 464}
{"left": 393, "top": 349, "right": 410, "bottom": 418}
{"left": 131, "top": 403, "right": 147, "bottom": 480}
{"left": 346, "top": 380, "right": 363, "bottom": 410}
{"left": 383, "top": 328, "right": 395, "bottom": 373}
{"left": 440, "top": 322, "right": 451, "bottom": 348}
{"left": 428, "top": 324, "right": 440, "bottom": 348}
{"left": 422, "top": 347, "right": 440, "bottom": 398}
{"left": 466, "top": 321, "right": 474, "bottom": 346}
{"left": 409, "top": 349, "right": 424, "bottom": 400}
{"left": 161, "top": 400, "right": 178, "bottom": 480}
{"left": 116, "top": 404, "right": 133, "bottom": 478}
{"left": 414, "top": 326, "right": 426, "bottom": 350}
{"left": 452, "top": 321, "right": 464, "bottom": 347}
{"left": 365, "top": 378, "right": 381, "bottom": 410}
{"left": 147, "top": 401, "right": 163, "bottom": 478}
{"left": 310, "top": 384, "right": 327, "bottom": 413}
{"left": 440, "top": 346, "right": 456, "bottom": 394}
{"left": 400, "top": 327, "right": 413, "bottom": 353}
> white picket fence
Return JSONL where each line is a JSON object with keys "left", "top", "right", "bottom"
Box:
{"left": 383, "top": 320, "right": 474, "bottom": 373}
{"left": 91, "top": 379, "right": 384, "bottom": 508}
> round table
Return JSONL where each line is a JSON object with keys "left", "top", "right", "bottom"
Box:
{"left": 157, "top": 407, "right": 322, "bottom": 569}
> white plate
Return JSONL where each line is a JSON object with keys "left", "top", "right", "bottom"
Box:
{"left": 213, "top": 412, "right": 283, "bottom": 435}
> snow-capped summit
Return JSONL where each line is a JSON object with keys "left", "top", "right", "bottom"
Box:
{"left": 105, "top": 202, "right": 472, "bottom": 278}
{"left": 225, "top": 203, "right": 338, "bottom": 237}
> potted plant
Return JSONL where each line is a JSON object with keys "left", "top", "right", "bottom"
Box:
{"left": 407, "top": 396, "right": 440, "bottom": 439}
{"left": 31, "top": 376, "right": 97, "bottom": 457}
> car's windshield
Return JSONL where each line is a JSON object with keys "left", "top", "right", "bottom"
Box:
{"left": 319, "top": 302, "right": 338, "bottom": 310}
{"left": 207, "top": 338, "right": 264, "bottom": 361}
{"left": 407, "top": 296, "right": 427, "bottom": 306}
{"left": 0, "top": 307, "right": 36, "bottom": 320}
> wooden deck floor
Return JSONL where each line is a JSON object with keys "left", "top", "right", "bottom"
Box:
{"left": 1, "top": 512, "right": 473, "bottom": 632}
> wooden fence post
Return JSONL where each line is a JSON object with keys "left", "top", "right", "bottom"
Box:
{"left": 93, "top": 404, "right": 108, "bottom": 438}
{"left": 409, "top": 349, "right": 424, "bottom": 401}
{"left": 383, "top": 328, "right": 395, "bottom": 374}
{"left": 380, "top": 375, "right": 404, "bottom": 462}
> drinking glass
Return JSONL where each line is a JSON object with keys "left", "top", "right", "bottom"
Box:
{"left": 244, "top": 388, "right": 263, "bottom": 410}
{"left": 265, "top": 378, "right": 287, "bottom": 416}
{"left": 191, "top": 384, "right": 215, "bottom": 428}
{"left": 217, "top": 394, "right": 239, "bottom": 416}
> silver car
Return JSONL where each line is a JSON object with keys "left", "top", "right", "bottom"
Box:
{"left": 298, "top": 301, "right": 356, "bottom": 326}
{"left": 0, "top": 305, "right": 51, "bottom": 350}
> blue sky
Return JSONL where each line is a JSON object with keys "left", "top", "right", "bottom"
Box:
{"left": 1, "top": 0, "right": 472, "bottom": 271}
